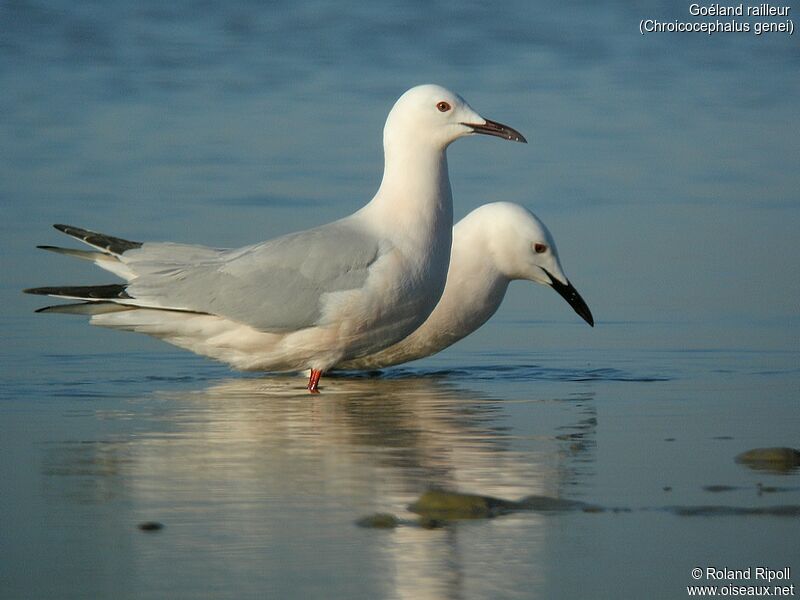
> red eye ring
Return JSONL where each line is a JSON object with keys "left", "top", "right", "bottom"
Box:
{"left": 436, "top": 101, "right": 451, "bottom": 112}
{"left": 534, "top": 243, "right": 547, "bottom": 254}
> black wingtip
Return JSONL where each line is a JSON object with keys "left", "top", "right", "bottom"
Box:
{"left": 23, "top": 284, "right": 131, "bottom": 299}
{"left": 53, "top": 224, "right": 73, "bottom": 233}
{"left": 52, "top": 224, "right": 143, "bottom": 254}
{"left": 24, "top": 287, "right": 49, "bottom": 296}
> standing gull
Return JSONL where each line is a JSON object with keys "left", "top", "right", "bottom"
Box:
{"left": 25, "top": 85, "right": 526, "bottom": 392}
{"left": 336, "top": 202, "right": 593, "bottom": 370}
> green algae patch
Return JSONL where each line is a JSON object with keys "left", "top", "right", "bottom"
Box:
{"left": 735, "top": 447, "right": 800, "bottom": 473}
{"left": 359, "top": 490, "right": 609, "bottom": 530}
{"left": 355, "top": 513, "right": 400, "bottom": 529}
{"left": 408, "top": 489, "right": 520, "bottom": 520}
{"left": 407, "top": 489, "right": 598, "bottom": 521}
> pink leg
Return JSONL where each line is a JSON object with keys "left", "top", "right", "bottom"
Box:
{"left": 307, "top": 369, "right": 323, "bottom": 393}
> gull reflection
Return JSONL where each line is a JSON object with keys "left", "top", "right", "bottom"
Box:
{"left": 43, "top": 373, "right": 596, "bottom": 600}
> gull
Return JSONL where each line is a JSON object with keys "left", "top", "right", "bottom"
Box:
{"left": 24, "top": 84, "right": 526, "bottom": 392}
{"left": 336, "top": 202, "right": 594, "bottom": 371}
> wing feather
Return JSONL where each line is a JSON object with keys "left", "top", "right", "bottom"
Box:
{"left": 126, "top": 220, "right": 384, "bottom": 332}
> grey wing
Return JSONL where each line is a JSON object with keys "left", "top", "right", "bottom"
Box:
{"left": 126, "top": 220, "right": 384, "bottom": 332}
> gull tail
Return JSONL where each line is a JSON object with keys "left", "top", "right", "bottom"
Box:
{"left": 35, "top": 301, "right": 135, "bottom": 315}
{"left": 31, "top": 224, "right": 142, "bottom": 280}
{"left": 26, "top": 224, "right": 219, "bottom": 317}
{"left": 37, "top": 244, "right": 124, "bottom": 267}
{"left": 24, "top": 283, "right": 135, "bottom": 316}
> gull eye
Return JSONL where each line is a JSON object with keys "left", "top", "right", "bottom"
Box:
{"left": 534, "top": 243, "right": 547, "bottom": 254}
{"left": 436, "top": 101, "right": 451, "bottom": 112}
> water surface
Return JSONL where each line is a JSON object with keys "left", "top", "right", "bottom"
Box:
{"left": 1, "top": 2, "right": 798, "bottom": 599}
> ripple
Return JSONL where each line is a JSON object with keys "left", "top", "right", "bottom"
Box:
{"left": 335, "top": 364, "right": 671, "bottom": 383}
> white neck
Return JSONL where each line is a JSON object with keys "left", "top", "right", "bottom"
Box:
{"left": 374, "top": 225, "right": 512, "bottom": 366}
{"left": 428, "top": 226, "right": 511, "bottom": 340}
{"left": 356, "top": 136, "right": 453, "bottom": 250}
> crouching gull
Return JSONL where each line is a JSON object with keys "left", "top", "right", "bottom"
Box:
{"left": 24, "top": 84, "right": 526, "bottom": 392}
{"left": 336, "top": 202, "right": 594, "bottom": 371}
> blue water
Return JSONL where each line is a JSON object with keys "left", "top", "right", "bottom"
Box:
{"left": 1, "top": 2, "right": 799, "bottom": 599}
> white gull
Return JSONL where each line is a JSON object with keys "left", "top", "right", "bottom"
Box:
{"left": 336, "top": 202, "right": 593, "bottom": 370}
{"left": 25, "top": 84, "right": 526, "bottom": 392}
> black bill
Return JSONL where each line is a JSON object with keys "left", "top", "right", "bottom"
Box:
{"left": 543, "top": 269, "right": 594, "bottom": 327}
{"left": 463, "top": 118, "right": 527, "bottom": 143}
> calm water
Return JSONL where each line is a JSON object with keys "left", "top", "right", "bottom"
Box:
{"left": 1, "top": 2, "right": 799, "bottom": 599}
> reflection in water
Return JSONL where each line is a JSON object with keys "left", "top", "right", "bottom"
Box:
{"left": 42, "top": 439, "right": 133, "bottom": 504}
{"left": 42, "top": 374, "right": 596, "bottom": 600}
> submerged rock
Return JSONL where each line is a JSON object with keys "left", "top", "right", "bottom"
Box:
{"left": 703, "top": 485, "right": 739, "bottom": 493}
{"left": 418, "top": 517, "right": 448, "bottom": 529}
{"left": 756, "top": 483, "right": 794, "bottom": 495}
{"left": 516, "top": 494, "right": 594, "bottom": 513}
{"left": 671, "top": 505, "right": 800, "bottom": 517}
{"left": 735, "top": 447, "right": 800, "bottom": 473}
{"left": 581, "top": 505, "right": 606, "bottom": 513}
{"left": 359, "top": 490, "right": 800, "bottom": 529}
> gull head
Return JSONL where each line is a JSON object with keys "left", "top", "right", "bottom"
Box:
{"left": 480, "top": 202, "right": 594, "bottom": 326}
{"left": 384, "top": 84, "right": 527, "bottom": 151}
